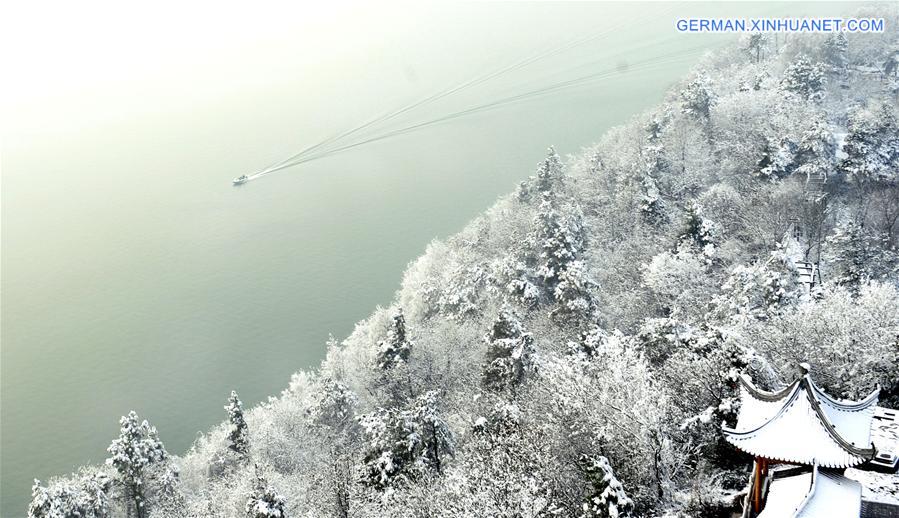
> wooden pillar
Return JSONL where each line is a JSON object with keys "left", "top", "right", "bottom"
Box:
{"left": 752, "top": 457, "right": 769, "bottom": 514}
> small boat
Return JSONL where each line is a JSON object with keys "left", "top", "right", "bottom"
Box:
{"left": 232, "top": 175, "right": 249, "bottom": 185}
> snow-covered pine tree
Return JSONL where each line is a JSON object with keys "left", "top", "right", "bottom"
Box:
{"left": 645, "top": 108, "right": 671, "bottom": 143}
{"left": 710, "top": 251, "right": 802, "bottom": 322}
{"left": 640, "top": 175, "right": 667, "bottom": 225}
{"left": 28, "top": 473, "right": 111, "bottom": 518}
{"left": 503, "top": 257, "right": 540, "bottom": 308}
{"left": 756, "top": 137, "right": 798, "bottom": 179}
{"left": 565, "top": 326, "right": 606, "bottom": 360}
{"left": 552, "top": 260, "right": 597, "bottom": 323}
{"left": 245, "top": 465, "right": 288, "bottom": 518}
{"left": 781, "top": 55, "right": 827, "bottom": 102}
{"left": 472, "top": 399, "right": 523, "bottom": 437}
{"left": 307, "top": 377, "right": 358, "bottom": 431}
{"left": 744, "top": 33, "right": 769, "bottom": 63}
{"left": 226, "top": 390, "right": 250, "bottom": 460}
{"left": 434, "top": 263, "right": 492, "bottom": 318}
{"left": 79, "top": 473, "right": 113, "bottom": 518}
{"left": 27, "top": 480, "right": 59, "bottom": 518}
{"left": 676, "top": 200, "right": 716, "bottom": 258}
{"left": 483, "top": 309, "right": 535, "bottom": 392}
{"left": 377, "top": 308, "right": 413, "bottom": 369}
{"left": 106, "top": 411, "right": 167, "bottom": 518}
{"left": 580, "top": 454, "right": 634, "bottom": 518}
{"left": 357, "top": 406, "right": 416, "bottom": 490}
{"left": 840, "top": 104, "right": 899, "bottom": 185}
{"left": 662, "top": 324, "right": 759, "bottom": 468}
{"left": 153, "top": 466, "right": 186, "bottom": 516}
{"left": 751, "top": 70, "right": 770, "bottom": 91}
{"left": 680, "top": 74, "right": 716, "bottom": 120}
{"left": 822, "top": 33, "right": 848, "bottom": 72}
{"left": 794, "top": 116, "right": 836, "bottom": 182}
{"left": 824, "top": 220, "right": 876, "bottom": 290}
{"left": 640, "top": 113, "right": 670, "bottom": 225}
{"left": 409, "top": 391, "right": 454, "bottom": 473}
{"left": 533, "top": 193, "right": 583, "bottom": 289}
{"left": 635, "top": 318, "right": 693, "bottom": 367}
{"left": 357, "top": 391, "right": 453, "bottom": 489}
{"left": 518, "top": 146, "right": 565, "bottom": 201}
{"left": 535, "top": 146, "right": 564, "bottom": 193}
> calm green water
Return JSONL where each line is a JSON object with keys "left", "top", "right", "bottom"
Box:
{"left": 1, "top": 3, "right": 847, "bottom": 515}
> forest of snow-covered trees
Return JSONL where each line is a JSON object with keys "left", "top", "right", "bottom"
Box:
{"left": 28, "top": 7, "right": 899, "bottom": 518}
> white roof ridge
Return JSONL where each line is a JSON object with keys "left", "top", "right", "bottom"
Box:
{"left": 760, "top": 465, "right": 863, "bottom": 517}
{"left": 792, "top": 463, "right": 819, "bottom": 517}
{"left": 807, "top": 377, "right": 880, "bottom": 412}
{"left": 724, "top": 374, "right": 877, "bottom": 467}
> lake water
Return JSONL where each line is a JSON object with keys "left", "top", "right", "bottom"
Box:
{"left": 1, "top": 3, "right": 847, "bottom": 515}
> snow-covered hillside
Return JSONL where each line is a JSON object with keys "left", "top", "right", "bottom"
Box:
{"left": 28, "top": 6, "right": 899, "bottom": 518}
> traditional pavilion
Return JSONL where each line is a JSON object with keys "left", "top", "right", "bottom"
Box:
{"left": 723, "top": 363, "right": 881, "bottom": 517}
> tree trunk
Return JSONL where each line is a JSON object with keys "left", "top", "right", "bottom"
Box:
{"left": 430, "top": 426, "right": 441, "bottom": 473}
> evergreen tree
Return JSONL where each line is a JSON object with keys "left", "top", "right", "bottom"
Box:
{"left": 535, "top": 146, "right": 564, "bottom": 193}
{"left": 377, "top": 308, "right": 413, "bottom": 369}
{"left": 154, "top": 467, "right": 186, "bottom": 516}
{"left": 646, "top": 118, "right": 663, "bottom": 143}
{"left": 711, "top": 251, "right": 802, "bottom": 322}
{"left": 357, "top": 406, "right": 416, "bottom": 490}
{"left": 483, "top": 309, "right": 535, "bottom": 392}
{"left": 662, "top": 325, "right": 753, "bottom": 468}
{"left": 744, "top": 33, "right": 768, "bottom": 63}
{"left": 781, "top": 55, "right": 826, "bottom": 101}
{"left": 357, "top": 391, "right": 453, "bottom": 489}
{"left": 840, "top": 104, "right": 899, "bottom": 185}
{"left": 823, "top": 221, "right": 890, "bottom": 291}
{"left": 580, "top": 455, "right": 634, "bottom": 518}
{"left": 307, "top": 377, "right": 358, "bottom": 431}
{"left": 503, "top": 257, "right": 540, "bottom": 308}
{"left": 567, "top": 326, "right": 607, "bottom": 360}
{"left": 552, "top": 260, "right": 597, "bottom": 322}
{"left": 434, "top": 263, "right": 492, "bottom": 318}
{"left": 28, "top": 474, "right": 111, "bottom": 518}
{"left": 226, "top": 390, "right": 250, "bottom": 459}
{"left": 246, "top": 465, "right": 288, "bottom": 518}
{"left": 518, "top": 146, "right": 565, "bottom": 201}
{"left": 640, "top": 175, "right": 667, "bottom": 225}
{"left": 677, "top": 201, "right": 716, "bottom": 258}
{"left": 409, "top": 391, "right": 454, "bottom": 473}
{"left": 640, "top": 131, "right": 669, "bottom": 225}
{"left": 106, "top": 411, "right": 167, "bottom": 518}
{"left": 645, "top": 107, "right": 672, "bottom": 143}
{"left": 794, "top": 116, "right": 836, "bottom": 181}
{"left": 533, "top": 193, "right": 583, "bottom": 288}
{"left": 751, "top": 70, "right": 769, "bottom": 91}
{"left": 756, "top": 137, "right": 798, "bottom": 179}
{"left": 822, "top": 33, "right": 848, "bottom": 72}
{"left": 27, "top": 480, "right": 57, "bottom": 518}
{"left": 680, "top": 74, "right": 716, "bottom": 120}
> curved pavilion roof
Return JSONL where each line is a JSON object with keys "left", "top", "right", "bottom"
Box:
{"left": 723, "top": 369, "right": 878, "bottom": 468}
{"left": 758, "top": 465, "right": 862, "bottom": 518}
